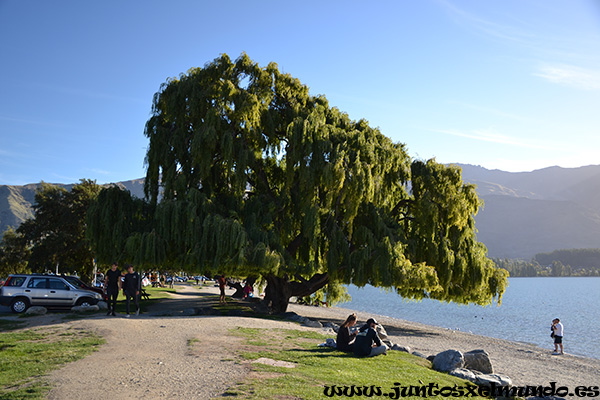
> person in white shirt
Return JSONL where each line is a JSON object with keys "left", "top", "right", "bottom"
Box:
{"left": 551, "top": 318, "right": 564, "bottom": 355}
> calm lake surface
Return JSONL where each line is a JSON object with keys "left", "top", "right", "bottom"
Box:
{"left": 341, "top": 277, "right": 600, "bottom": 360}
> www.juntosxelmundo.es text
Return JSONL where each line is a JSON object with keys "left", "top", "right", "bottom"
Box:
{"left": 323, "top": 382, "right": 600, "bottom": 398}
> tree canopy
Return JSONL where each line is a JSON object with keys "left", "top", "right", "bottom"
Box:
{"left": 87, "top": 53, "right": 507, "bottom": 312}
{"left": 14, "top": 179, "right": 101, "bottom": 281}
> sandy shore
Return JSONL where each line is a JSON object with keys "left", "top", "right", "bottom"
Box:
{"left": 6, "top": 284, "right": 597, "bottom": 399}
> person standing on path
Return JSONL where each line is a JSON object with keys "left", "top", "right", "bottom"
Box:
{"left": 218, "top": 275, "right": 226, "bottom": 304}
{"left": 353, "top": 318, "right": 388, "bottom": 357}
{"left": 123, "top": 264, "right": 141, "bottom": 317}
{"left": 552, "top": 318, "right": 564, "bottom": 355}
{"left": 104, "top": 262, "right": 122, "bottom": 316}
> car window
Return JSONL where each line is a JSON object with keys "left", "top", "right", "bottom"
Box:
{"left": 5, "top": 276, "right": 26, "bottom": 287}
{"left": 28, "top": 278, "right": 47, "bottom": 289}
{"left": 48, "top": 279, "right": 69, "bottom": 290}
{"left": 65, "top": 277, "right": 85, "bottom": 288}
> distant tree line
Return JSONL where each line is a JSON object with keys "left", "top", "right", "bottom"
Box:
{"left": 494, "top": 249, "right": 600, "bottom": 277}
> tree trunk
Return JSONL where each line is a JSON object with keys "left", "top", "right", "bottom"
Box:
{"left": 263, "top": 274, "right": 293, "bottom": 313}
{"left": 230, "top": 281, "right": 244, "bottom": 298}
{"left": 263, "top": 273, "right": 329, "bottom": 314}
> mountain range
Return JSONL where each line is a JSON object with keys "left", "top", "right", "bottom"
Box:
{"left": 2, "top": 164, "right": 600, "bottom": 260}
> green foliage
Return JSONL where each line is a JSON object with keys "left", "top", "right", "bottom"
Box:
{"left": 493, "top": 258, "right": 544, "bottom": 277}
{"left": 16, "top": 180, "right": 101, "bottom": 281}
{"left": 88, "top": 53, "right": 507, "bottom": 309}
{"left": 0, "top": 227, "right": 31, "bottom": 276}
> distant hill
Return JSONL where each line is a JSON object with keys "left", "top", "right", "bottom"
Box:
{"left": 456, "top": 164, "right": 600, "bottom": 259}
{"left": 0, "top": 179, "right": 145, "bottom": 237}
{"left": 2, "top": 165, "right": 600, "bottom": 260}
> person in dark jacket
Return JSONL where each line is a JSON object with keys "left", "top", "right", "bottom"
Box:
{"left": 353, "top": 318, "right": 388, "bottom": 357}
{"left": 123, "top": 264, "right": 141, "bottom": 317}
{"left": 336, "top": 313, "right": 358, "bottom": 352}
{"left": 104, "top": 262, "right": 122, "bottom": 316}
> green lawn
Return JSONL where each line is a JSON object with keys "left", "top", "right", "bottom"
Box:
{"left": 218, "top": 327, "right": 487, "bottom": 400}
{"left": 0, "top": 325, "right": 104, "bottom": 399}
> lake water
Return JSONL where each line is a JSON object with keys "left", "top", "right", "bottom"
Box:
{"left": 341, "top": 277, "right": 600, "bottom": 360}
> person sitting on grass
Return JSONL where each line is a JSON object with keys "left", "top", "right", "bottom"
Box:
{"left": 336, "top": 313, "right": 358, "bottom": 352}
{"left": 353, "top": 318, "right": 388, "bottom": 357}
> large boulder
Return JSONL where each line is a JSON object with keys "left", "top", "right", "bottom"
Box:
{"left": 449, "top": 368, "right": 511, "bottom": 389}
{"left": 464, "top": 349, "right": 493, "bottom": 374}
{"left": 449, "top": 368, "right": 477, "bottom": 382}
{"left": 25, "top": 306, "right": 47, "bottom": 315}
{"left": 474, "top": 373, "right": 512, "bottom": 388}
{"left": 432, "top": 349, "right": 464, "bottom": 372}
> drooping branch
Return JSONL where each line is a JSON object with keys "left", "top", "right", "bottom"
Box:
{"left": 289, "top": 273, "right": 329, "bottom": 298}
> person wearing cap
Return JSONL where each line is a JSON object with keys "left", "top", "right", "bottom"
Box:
{"left": 353, "top": 318, "right": 388, "bottom": 357}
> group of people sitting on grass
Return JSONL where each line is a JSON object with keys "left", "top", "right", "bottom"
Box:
{"left": 336, "top": 313, "right": 388, "bottom": 357}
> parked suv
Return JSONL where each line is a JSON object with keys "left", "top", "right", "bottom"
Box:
{"left": 0, "top": 274, "right": 103, "bottom": 313}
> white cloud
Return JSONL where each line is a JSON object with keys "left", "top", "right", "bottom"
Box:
{"left": 427, "top": 128, "right": 554, "bottom": 150}
{"left": 87, "top": 168, "right": 111, "bottom": 175}
{"left": 534, "top": 64, "right": 600, "bottom": 90}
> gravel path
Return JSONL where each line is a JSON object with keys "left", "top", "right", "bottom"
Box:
{"left": 29, "top": 284, "right": 599, "bottom": 398}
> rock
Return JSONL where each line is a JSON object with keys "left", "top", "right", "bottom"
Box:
{"left": 411, "top": 351, "right": 427, "bottom": 359}
{"left": 426, "top": 355, "right": 436, "bottom": 362}
{"left": 376, "top": 324, "right": 388, "bottom": 340}
{"left": 474, "top": 373, "right": 512, "bottom": 388}
{"left": 322, "top": 322, "right": 339, "bottom": 332}
{"left": 303, "top": 319, "right": 323, "bottom": 328}
{"left": 449, "top": 368, "right": 477, "bottom": 382}
{"left": 282, "top": 311, "right": 300, "bottom": 320}
{"left": 391, "top": 344, "right": 411, "bottom": 353}
{"left": 321, "top": 328, "right": 336, "bottom": 335}
{"left": 25, "top": 306, "right": 47, "bottom": 315}
{"left": 464, "top": 349, "right": 493, "bottom": 374}
{"left": 383, "top": 340, "right": 394, "bottom": 348}
{"left": 432, "top": 349, "right": 464, "bottom": 372}
{"left": 71, "top": 305, "right": 100, "bottom": 313}
{"left": 96, "top": 301, "right": 108, "bottom": 310}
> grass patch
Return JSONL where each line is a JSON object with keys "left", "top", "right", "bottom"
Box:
{"left": 0, "top": 327, "right": 104, "bottom": 399}
{"left": 219, "top": 327, "right": 485, "bottom": 400}
{"left": 109, "top": 285, "right": 177, "bottom": 314}
{"left": 213, "top": 302, "right": 254, "bottom": 315}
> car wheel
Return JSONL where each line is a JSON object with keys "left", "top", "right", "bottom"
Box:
{"left": 76, "top": 298, "right": 93, "bottom": 307}
{"left": 11, "top": 298, "right": 29, "bottom": 313}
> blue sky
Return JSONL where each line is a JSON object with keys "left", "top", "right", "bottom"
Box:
{"left": 1, "top": 0, "right": 599, "bottom": 185}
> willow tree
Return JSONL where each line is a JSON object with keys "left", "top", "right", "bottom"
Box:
{"left": 93, "top": 53, "right": 506, "bottom": 312}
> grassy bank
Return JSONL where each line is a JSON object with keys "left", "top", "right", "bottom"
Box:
{"left": 215, "top": 327, "right": 486, "bottom": 400}
{"left": 0, "top": 324, "right": 103, "bottom": 399}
